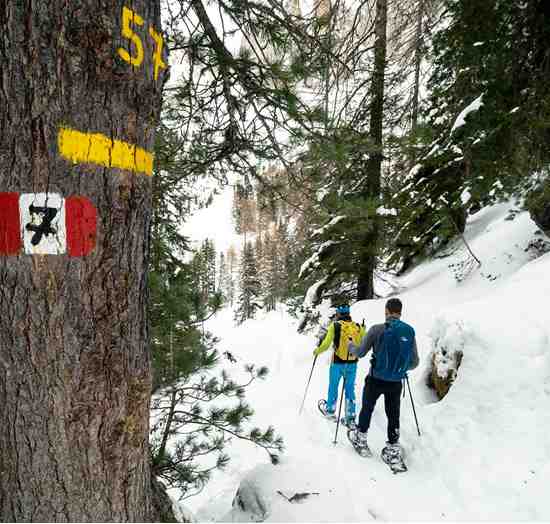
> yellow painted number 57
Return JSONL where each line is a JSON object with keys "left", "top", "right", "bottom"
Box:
{"left": 117, "top": 6, "right": 144, "bottom": 67}
{"left": 117, "top": 6, "right": 167, "bottom": 81}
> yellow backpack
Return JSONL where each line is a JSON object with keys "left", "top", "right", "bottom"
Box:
{"left": 334, "top": 320, "right": 362, "bottom": 361}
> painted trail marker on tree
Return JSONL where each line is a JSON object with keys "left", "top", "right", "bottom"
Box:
{"left": 57, "top": 127, "right": 154, "bottom": 176}
{"left": 20, "top": 193, "right": 66, "bottom": 255}
{"left": 65, "top": 195, "right": 98, "bottom": 256}
{"left": 0, "top": 193, "right": 22, "bottom": 255}
{"left": 0, "top": 0, "right": 166, "bottom": 519}
{"left": 0, "top": 192, "right": 97, "bottom": 256}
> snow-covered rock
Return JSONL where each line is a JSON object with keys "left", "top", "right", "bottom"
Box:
{"left": 222, "top": 459, "right": 370, "bottom": 522}
{"left": 230, "top": 474, "right": 270, "bottom": 522}
{"left": 427, "top": 318, "right": 467, "bottom": 399}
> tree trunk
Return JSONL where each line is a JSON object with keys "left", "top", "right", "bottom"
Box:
{"left": 357, "top": 0, "right": 387, "bottom": 300}
{"left": 0, "top": 1, "right": 165, "bottom": 521}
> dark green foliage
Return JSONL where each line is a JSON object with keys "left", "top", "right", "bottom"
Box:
{"left": 387, "top": 0, "right": 550, "bottom": 272}
{"left": 292, "top": 0, "right": 395, "bottom": 315}
{"left": 149, "top": 268, "right": 219, "bottom": 392}
{"left": 526, "top": 176, "right": 550, "bottom": 236}
{"left": 296, "top": 128, "right": 382, "bottom": 311}
{"left": 151, "top": 124, "right": 193, "bottom": 274}
{"left": 150, "top": 362, "right": 283, "bottom": 499}
{"left": 189, "top": 239, "right": 217, "bottom": 304}
{"left": 384, "top": 148, "right": 468, "bottom": 273}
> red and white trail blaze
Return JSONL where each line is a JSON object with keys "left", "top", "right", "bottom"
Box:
{"left": 0, "top": 192, "right": 97, "bottom": 257}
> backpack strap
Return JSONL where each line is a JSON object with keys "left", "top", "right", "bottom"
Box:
{"left": 333, "top": 321, "right": 341, "bottom": 350}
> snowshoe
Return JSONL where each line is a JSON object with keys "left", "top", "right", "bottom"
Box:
{"left": 317, "top": 400, "right": 336, "bottom": 420}
{"left": 381, "top": 443, "right": 407, "bottom": 474}
{"left": 347, "top": 428, "right": 372, "bottom": 458}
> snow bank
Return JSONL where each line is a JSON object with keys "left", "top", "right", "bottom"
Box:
{"left": 412, "top": 254, "right": 550, "bottom": 519}
{"left": 222, "top": 457, "right": 378, "bottom": 522}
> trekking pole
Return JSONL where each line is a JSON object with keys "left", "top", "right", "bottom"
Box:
{"left": 333, "top": 370, "right": 346, "bottom": 444}
{"left": 406, "top": 375, "right": 421, "bottom": 436}
{"left": 299, "top": 356, "right": 318, "bottom": 415}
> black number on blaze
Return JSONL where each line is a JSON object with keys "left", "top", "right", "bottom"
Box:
{"left": 25, "top": 205, "right": 58, "bottom": 246}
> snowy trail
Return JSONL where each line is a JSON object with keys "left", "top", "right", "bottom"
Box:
{"left": 176, "top": 203, "right": 550, "bottom": 521}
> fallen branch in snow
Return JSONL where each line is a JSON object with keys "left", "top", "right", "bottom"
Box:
{"left": 276, "top": 491, "right": 320, "bottom": 504}
{"left": 452, "top": 222, "right": 481, "bottom": 267}
{"left": 438, "top": 206, "right": 482, "bottom": 267}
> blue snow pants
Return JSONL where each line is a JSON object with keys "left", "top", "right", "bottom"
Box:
{"left": 326, "top": 362, "right": 357, "bottom": 420}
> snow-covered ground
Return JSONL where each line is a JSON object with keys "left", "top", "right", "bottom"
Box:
{"left": 171, "top": 201, "right": 550, "bottom": 521}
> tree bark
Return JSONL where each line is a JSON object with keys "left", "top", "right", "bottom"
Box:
{"left": 357, "top": 0, "right": 387, "bottom": 300}
{"left": 0, "top": 1, "right": 165, "bottom": 521}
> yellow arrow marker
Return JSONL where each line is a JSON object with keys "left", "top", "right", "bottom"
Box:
{"left": 58, "top": 127, "right": 153, "bottom": 176}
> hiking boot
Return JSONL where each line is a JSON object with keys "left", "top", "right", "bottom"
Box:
{"left": 348, "top": 429, "right": 372, "bottom": 457}
{"left": 318, "top": 400, "right": 336, "bottom": 419}
{"left": 357, "top": 430, "right": 369, "bottom": 446}
{"left": 383, "top": 442, "right": 403, "bottom": 463}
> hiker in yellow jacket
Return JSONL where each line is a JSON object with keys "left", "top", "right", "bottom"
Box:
{"left": 314, "top": 304, "right": 365, "bottom": 427}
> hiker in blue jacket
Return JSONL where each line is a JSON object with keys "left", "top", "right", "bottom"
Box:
{"left": 347, "top": 298, "right": 419, "bottom": 456}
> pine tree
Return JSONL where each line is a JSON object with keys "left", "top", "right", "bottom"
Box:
{"left": 276, "top": 220, "right": 292, "bottom": 300}
{"left": 201, "top": 238, "right": 217, "bottom": 300}
{"left": 294, "top": 0, "right": 410, "bottom": 318}
{"left": 232, "top": 186, "right": 244, "bottom": 235}
{"left": 217, "top": 251, "right": 227, "bottom": 296}
{"left": 160, "top": 0, "right": 325, "bottom": 187}
{"left": 189, "top": 239, "right": 218, "bottom": 304}
{"left": 255, "top": 232, "right": 267, "bottom": 306}
{"left": 261, "top": 230, "right": 276, "bottom": 311}
{"left": 226, "top": 245, "right": 238, "bottom": 307}
{"left": 235, "top": 242, "right": 262, "bottom": 323}
{"left": 149, "top": 255, "right": 283, "bottom": 499}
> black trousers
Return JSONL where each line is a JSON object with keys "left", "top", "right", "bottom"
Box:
{"left": 358, "top": 375, "right": 402, "bottom": 444}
